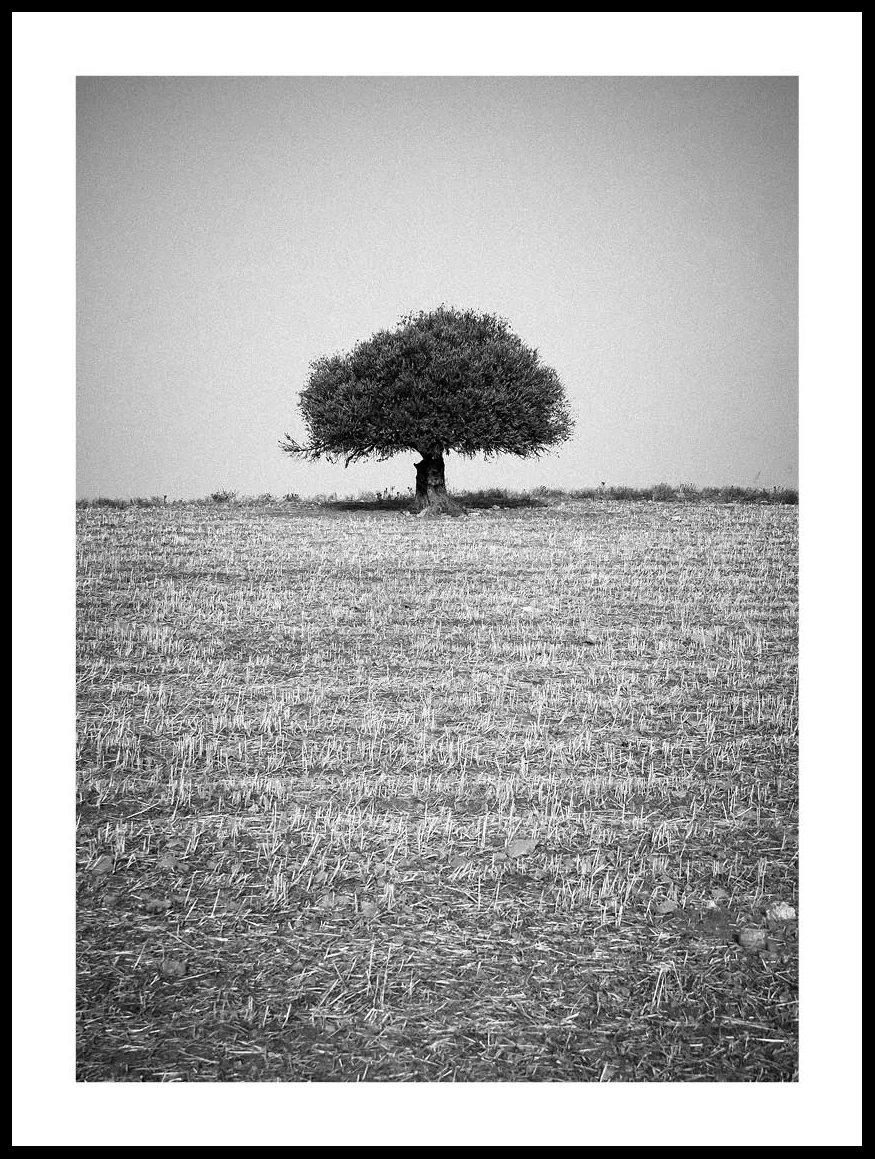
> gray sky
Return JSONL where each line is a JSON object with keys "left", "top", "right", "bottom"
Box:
{"left": 77, "top": 76, "right": 797, "bottom": 498}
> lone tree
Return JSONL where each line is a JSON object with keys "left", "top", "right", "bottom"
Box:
{"left": 280, "top": 306, "right": 574, "bottom": 514}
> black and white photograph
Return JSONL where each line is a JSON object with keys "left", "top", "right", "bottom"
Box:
{"left": 13, "top": 11, "right": 860, "bottom": 1147}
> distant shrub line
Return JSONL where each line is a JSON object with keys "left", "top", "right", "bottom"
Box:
{"left": 76, "top": 483, "right": 798, "bottom": 510}
{"left": 531, "top": 483, "right": 799, "bottom": 505}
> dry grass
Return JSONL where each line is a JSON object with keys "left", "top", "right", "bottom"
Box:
{"left": 76, "top": 499, "right": 797, "bottom": 1081}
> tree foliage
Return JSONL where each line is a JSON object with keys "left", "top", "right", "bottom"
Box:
{"left": 281, "top": 307, "right": 574, "bottom": 466}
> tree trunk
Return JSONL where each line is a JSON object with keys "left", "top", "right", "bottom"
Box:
{"left": 412, "top": 451, "right": 465, "bottom": 515}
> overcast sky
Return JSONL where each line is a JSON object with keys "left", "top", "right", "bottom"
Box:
{"left": 77, "top": 76, "right": 797, "bottom": 499}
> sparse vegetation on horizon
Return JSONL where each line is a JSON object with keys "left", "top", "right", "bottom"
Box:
{"left": 75, "top": 483, "right": 799, "bottom": 511}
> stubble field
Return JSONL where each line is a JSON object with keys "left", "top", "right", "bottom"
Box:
{"left": 76, "top": 499, "right": 798, "bottom": 1081}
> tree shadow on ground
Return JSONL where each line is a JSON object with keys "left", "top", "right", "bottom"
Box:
{"left": 322, "top": 494, "right": 549, "bottom": 512}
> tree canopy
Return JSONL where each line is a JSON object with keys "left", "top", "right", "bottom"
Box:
{"left": 281, "top": 306, "right": 574, "bottom": 467}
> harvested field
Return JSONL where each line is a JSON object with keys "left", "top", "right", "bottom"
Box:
{"left": 76, "top": 500, "right": 798, "bottom": 1081}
